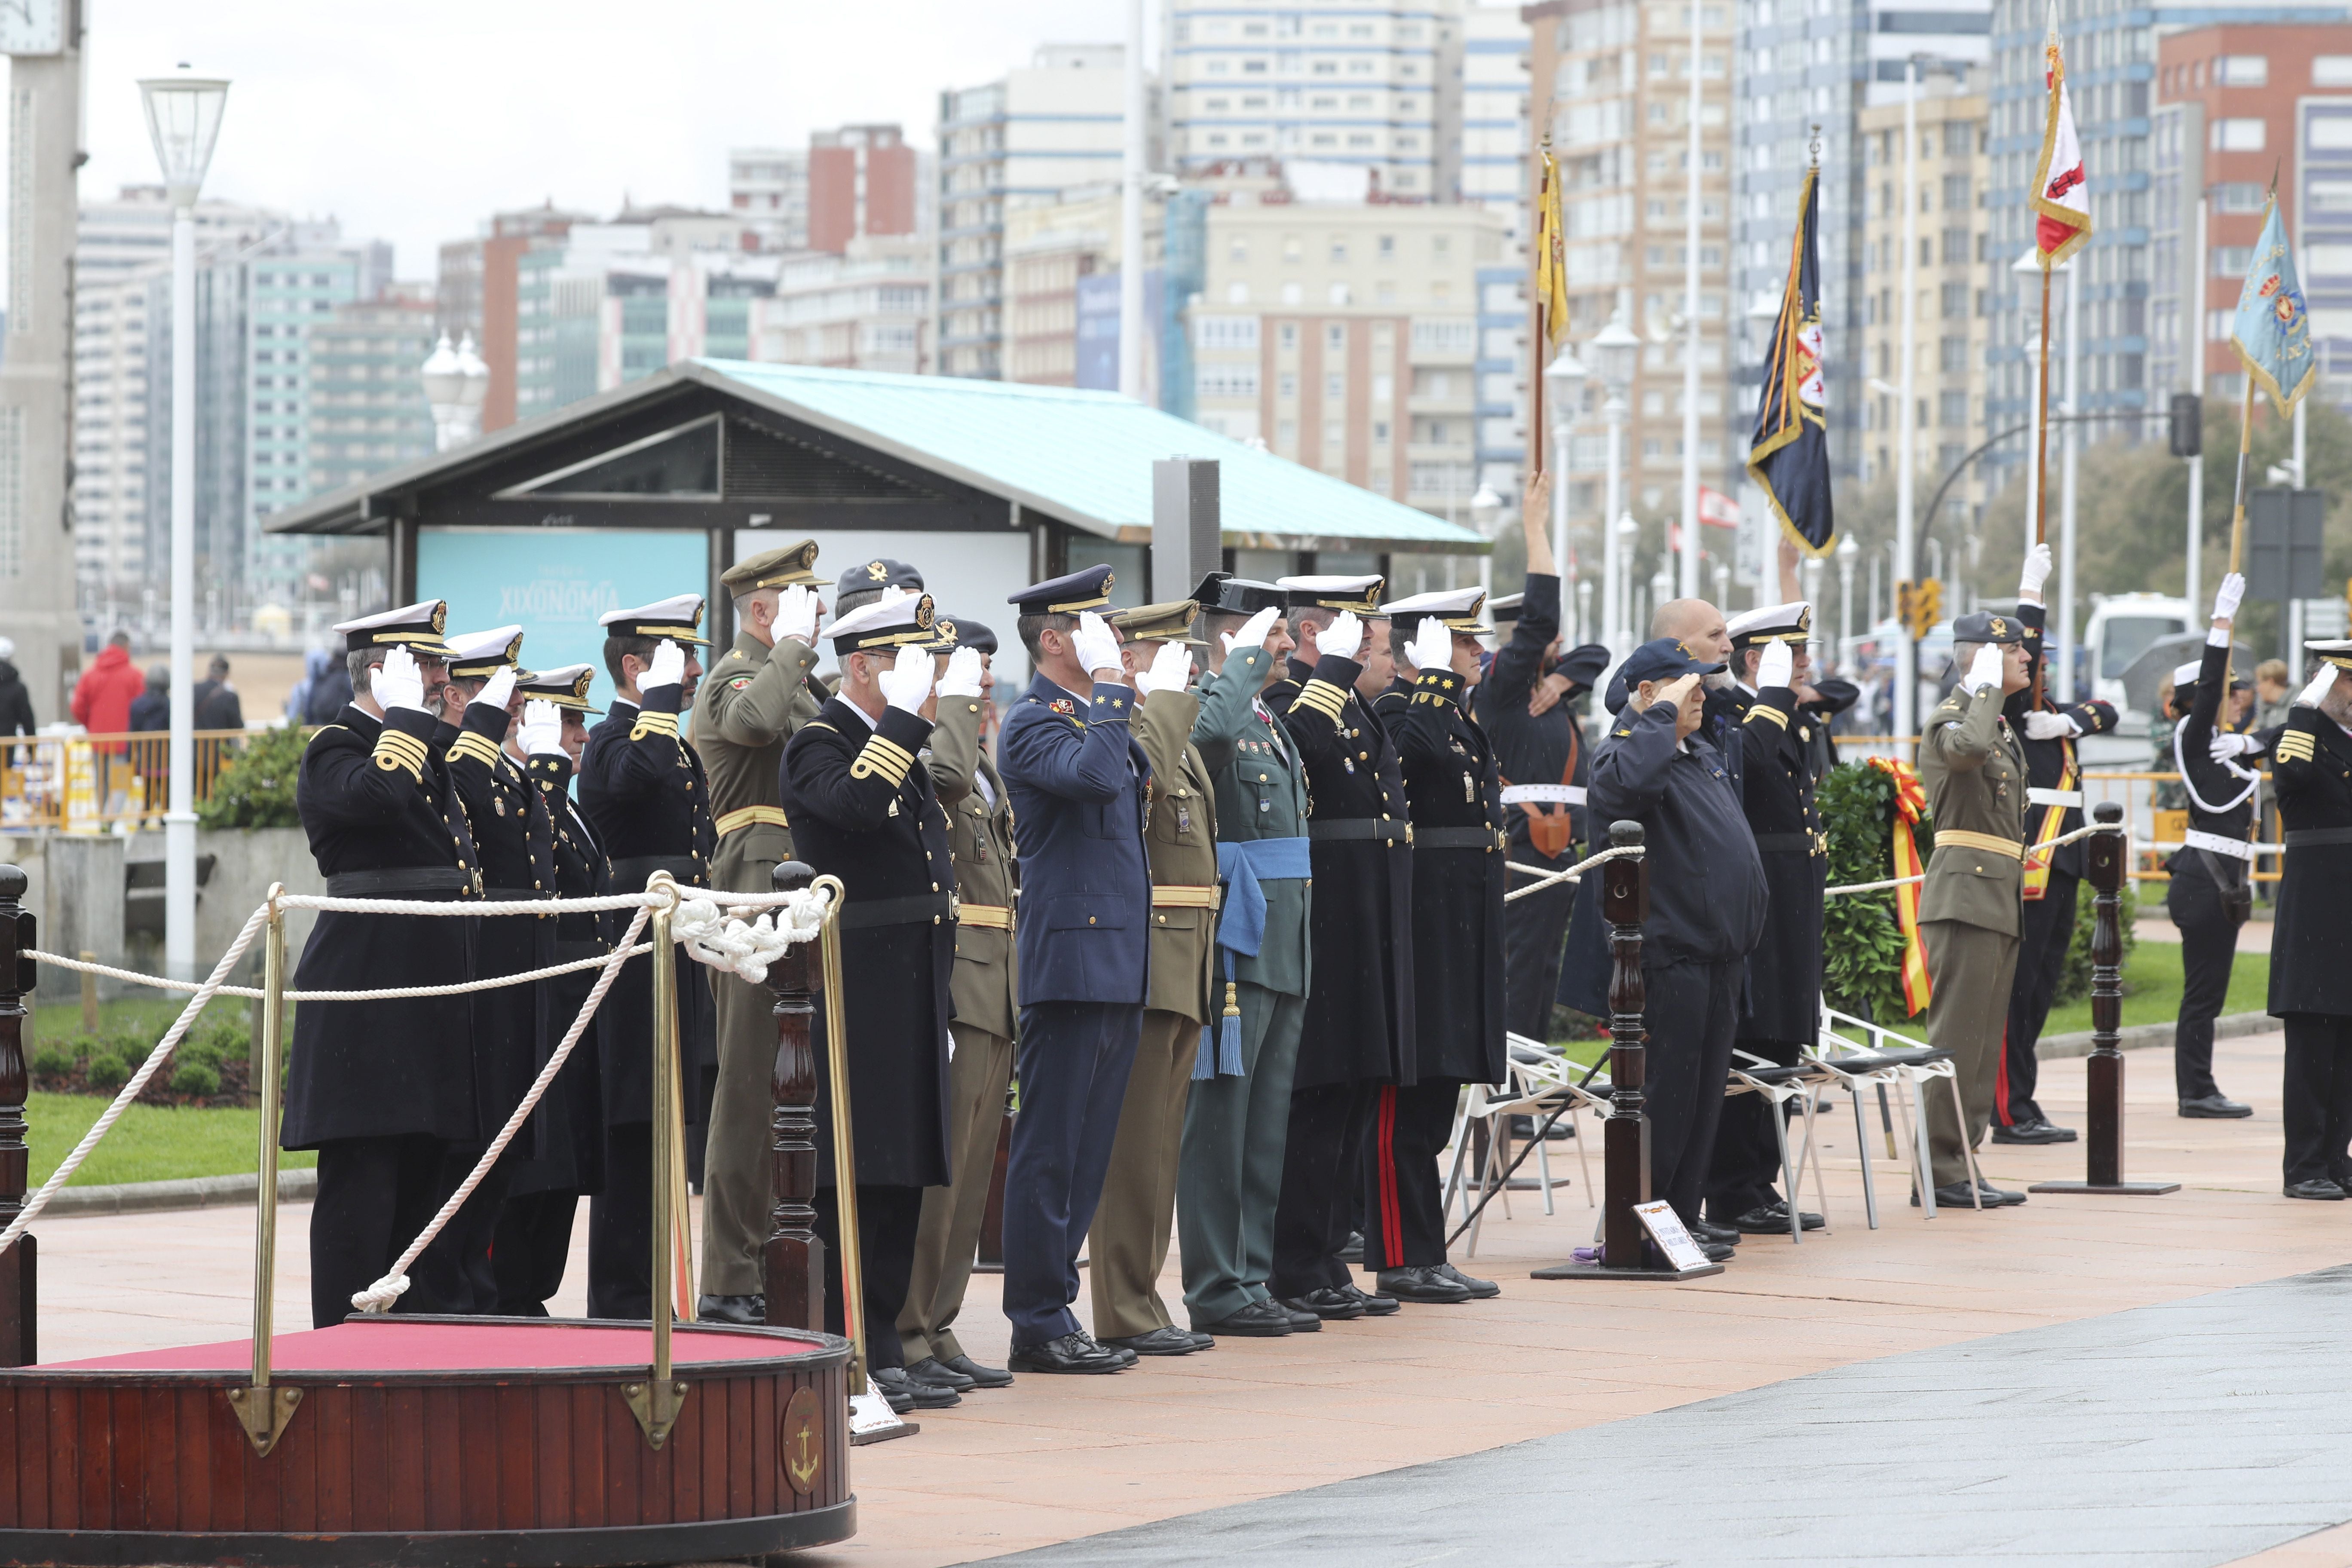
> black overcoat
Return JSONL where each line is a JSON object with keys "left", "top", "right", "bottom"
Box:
{"left": 510, "top": 750, "right": 609, "bottom": 1198}
{"left": 446, "top": 700, "right": 558, "bottom": 1136}
{"left": 2269, "top": 703, "right": 2352, "bottom": 1020}
{"left": 1727, "top": 685, "right": 1825, "bottom": 1044}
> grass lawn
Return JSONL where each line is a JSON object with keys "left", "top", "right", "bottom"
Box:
{"left": 2041, "top": 941, "right": 2270, "bottom": 1040}
{"left": 24, "top": 1093, "right": 311, "bottom": 1189}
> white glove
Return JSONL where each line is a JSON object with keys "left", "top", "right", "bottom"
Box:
{"left": 2019, "top": 542, "right": 2052, "bottom": 598}
{"left": 474, "top": 664, "right": 517, "bottom": 713}
{"left": 1221, "top": 605, "right": 1281, "bottom": 658}
{"left": 2211, "top": 571, "right": 2245, "bottom": 626}
{"left": 643, "top": 639, "right": 685, "bottom": 694}
{"left": 1072, "top": 610, "right": 1123, "bottom": 679}
{"left": 878, "top": 644, "right": 933, "bottom": 714}
{"left": 1964, "top": 643, "right": 2006, "bottom": 694}
{"left": 1405, "top": 616, "right": 1452, "bottom": 674}
{"left": 775, "top": 584, "right": 819, "bottom": 645}
{"left": 1754, "top": 639, "right": 1794, "bottom": 692}
{"left": 1134, "top": 638, "right": 1194, "bottom": 698}
{"left": 2023, "top": 710, "right": 2079, "bottom": 741}
{"left": 2296, "top": 663, "right": 2341, "bottom": 709}
{"left": 936, "top": 645, "right": 984, "bottom": 699}
{"left": 1318, "top": 609, "right": 1364, "bottom": 664}
{"left": 375, "top": 646, "right": 427, "bottom": 713}
{"left": 2209, "top": 730, "right": 2265, "bottom": 762}
{"left": 519, "top": 698, "right": 564, "bottom": 757}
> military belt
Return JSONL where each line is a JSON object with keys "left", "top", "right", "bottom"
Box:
{"left": 716, "top": 804, "right": 790, "bottom": 837}
{"left": 1751, "top": 831, "right": 1826, "bottom": 855}
{"left": 325, "top": 867, "right": 473, "bottom": 898}
{"left": 957, "top": 902, "right": 1014, "bottom": 930}
{"left": 1150, "top": 885, "right": 1222, "bottom": 908}
{"left": 838, "top": 891, "right": 956, "bottom": 930}
{"left": 1935, "top": 829, "right": 2022, "bottom": 860}
{"left": 1309, "top": 816, "right": 1413, "bottom": 844}
{"left": 1498, "top": 783, "right": 1585, "bottom": 805}
{"left": 482, "top": 885, "right": 553, "bottom": 902}
{"left": 610, "top": 854, "right": 705, "bottom": 891}
{"left": 2285, "top": 827, "right": 2352, "bottom": 848}
{"left": 2181, "top": 829, "right": 2256, "bottom": 861}
{"left": 1414, "top": 826, "right": 1506, "bottom": 851}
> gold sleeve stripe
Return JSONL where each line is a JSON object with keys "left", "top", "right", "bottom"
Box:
{"left": 1294, "top": 680, "right": 1349, "bottom": 722}
{"left": 2276, "top": 734, "right": 2317, "bottom": 763}
{"left": 372, "top": 732, "right": 426, "bottom": 781}
{"left": 629, "top": 710, "right": 681, "bottom": 742}
{"left": 1745, "top": 705, "right": 1789, "bottom": 729}
{"left": 849, "top": 733, "right": 913, "bottom": 785}
{"left": 449, "top": 732, "right": 505, "bottom": 768}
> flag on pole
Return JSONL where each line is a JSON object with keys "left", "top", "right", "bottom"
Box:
{"left": 1746, "top": 162, "right": 1834, "bottom": 557}
{"left": 2231, "top": 195, "right": 2318, "bottom": 411}
{"left": 2030, "top": 20, "right": 2092, "bottom": 267}
{"left": 1697, "top": 485, "right": 1741, "bottom": 529}
{"left": 1533, "top": 145, "right": 1570, "bottom": 350}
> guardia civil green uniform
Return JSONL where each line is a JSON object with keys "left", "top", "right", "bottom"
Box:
{"left": 1918, "top": 611, "right": 2030, "bottom": 1196}
{"left": 693, "top": 542, "right": 830, "bottom": 1313}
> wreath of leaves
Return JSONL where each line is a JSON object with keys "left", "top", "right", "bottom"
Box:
{"left": 1816, "top": 760, "right": 1932, "bottom": 1025}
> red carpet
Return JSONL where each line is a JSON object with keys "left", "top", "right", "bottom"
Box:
{"left": 45, "top": 1318, "right": 824, "bottom": 1373}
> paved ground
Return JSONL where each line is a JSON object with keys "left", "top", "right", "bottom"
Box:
{"left": 24, "top": 1030, "right": 2352, "bottom": 1567}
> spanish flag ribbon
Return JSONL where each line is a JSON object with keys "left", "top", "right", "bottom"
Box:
{"left": 2022, "top": 748, "right": 2075, "bottom": 901}
{"left": 1869, "top": 757, "right": 1933, "bottom": 1017}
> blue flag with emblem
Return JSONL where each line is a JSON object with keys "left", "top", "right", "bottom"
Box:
{"left": 1746, "top": 160, "right": 1835, "bottom": 557}
{"left": 2231, "top": 197, "right": 2317, "bottom": 411}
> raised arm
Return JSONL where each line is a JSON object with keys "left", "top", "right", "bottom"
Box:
{"left": 1192, "top": 649, "right": 1272, "bottom": 772}
{"left": 1271, "top": 654, "right": 1363, "bottom": 770}
{"left": 297, "top": 707, "right": 450, "bottom": 830}
{"left": 783, "top": 707, "right": 934, "bottom": 832}
{"left": 1133, "top": 685, "right": 1201, "bottom": 801}
{"left": 705, "top": 637, "right": 822, "bottom": 748}
{"left": 998, "top": 683, "right": 1142, "bottom": 803}
{"left": 1588, "top": 699, "right": 1684, "bottom": 821}
{"left": 1925, "top": 681, "right": 2007, "bottom": 772}
{"left": 599, "top": 684, "right": 693, "bottom": 803}
{"left": 926, "top": 691, "right": 985, "bottom": 807}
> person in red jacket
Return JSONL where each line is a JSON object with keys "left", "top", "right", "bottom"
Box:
{"left": 70, "top": 631, "right": 145, "bottom": 814}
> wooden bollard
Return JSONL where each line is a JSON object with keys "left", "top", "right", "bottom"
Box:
{"left": 2030, "top": 802, "right": 2179, "bottom": 1197}
{"left": 763, "top": 861, "right": 826, "bottom": 1330}
{"left": 0, "top": 866, "right": 35, "bottom": 1364}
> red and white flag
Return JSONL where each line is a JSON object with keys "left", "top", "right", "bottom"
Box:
{"left": 2030, "top": 20, "right": 2092, "bottom": 267}
{"left": 1697, "top": 485, "right": 1742, "bottom": 530}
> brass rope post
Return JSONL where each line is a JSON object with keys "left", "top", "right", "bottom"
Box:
{"left": 625, "top": 873, "right": 690, "bottom": 1448}
{"left": 811, "top": 875, "right": 867, "bottom": 1393}
{"left": 228, "top": 883, "right": 300, "bottom": 1455}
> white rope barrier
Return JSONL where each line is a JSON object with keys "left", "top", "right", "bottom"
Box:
{"left": 28, "top": 944, "right": 654, "bottom": 1001}
{"left": 1503, "top": 842, "right": 1644, "bottom": 904}
{"left": 276, "top": 886, "right": 816, "bottom": 918}
{"left": 1822, "top": 821, "right": 2123, "bottom": 899}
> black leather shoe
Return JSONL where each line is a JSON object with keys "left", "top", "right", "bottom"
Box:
{"left": 2182, "top": 1094, "right": 2255, "bottom": 1119}
{"left": 1077, "top": 1331, "right": 1138, "bottom": 1366}
{"left": 940, "top": 1353, "right": 1014, "bottom": 1388}
{"left": 1911, "top": 1181, "right": 1991, "bottom": 1208}
{"left": 696, "top": 1292, "right": 764, "bottom": 1326}
{"left": 1099, "top": 1326, "right": 1199, "bottom": 1357}
{"left": 1007, "top": 1332, "right": 1125, "bottom": 1374}
{"left": 1193, "top": 1301, "right": 1292, "bottom": 1338}
{"left": 1697, "top": 1239, "right": 1737, "bottom": 1264}
{"left": 1977, "top": 1181, "right": 2027, "bottom": 1207}
{"left": 1729, "top": 1203, "right": 1824, "bottom": 1234}
{"left": 1436, "top": 1262, "right": 1499, "bottom": 1298}
{"left": 903, "top": 1355, "right": 974, "bottom": 1391}
{"left": 874, "top": 1381, "right": 916, "bottom": 1415}
{"left": 1278, "top": 1302, "right": 1323, "bottom": 1332}
{"left": 1340, "top": 1282, "right": 1400, "bottom": 1316}
{"left": 1375, "top": 1265, "right": 1472, "bottom": 1303}
{"left": 1185, "top": 1330, "right": 1216, "bottom": 1350}
{"left": 1991, "top": 1117, "right": 2076, "bottom": 1143}
{"left": 1281, "top": 1286, "right": 1366, "bottom": 1320}
{"left": 2285, "top": 1178, "right": 2346, "bottom": 1200}
{"left": 872, "top": 1366, "right": 961, "bottom": 1408}
{"left": 1687, "top": 1218, "right": 1741, "bottom": 1245}
{"left": 1337, "top": 1230, "right": 1365, "bottom": 1262}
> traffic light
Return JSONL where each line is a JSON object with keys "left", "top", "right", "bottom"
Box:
{"left": 1897, "top": 578, "right": 1942, "bottom": 639}
{"left": 2169, "top": 392, "right": 2203, "bottom": 458}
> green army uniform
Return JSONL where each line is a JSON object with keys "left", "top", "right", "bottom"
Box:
{"left": 694, "top": 541, "right": 830, "bottom": 1305}
{"left": 1918, "top": 612, "right": 2030, "bottom": 1193}
{"left": 897, "top": 619, "right": 1020, "bottom": 1375}
{"left": 1088, "top": 602, "right": 1222, "bottom": 1348}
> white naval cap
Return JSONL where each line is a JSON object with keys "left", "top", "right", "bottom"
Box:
{"left": 1277, "top": 574, "right": 1386, "bottom": 615}
{"left": 517, "top": 663, "right": 600, "bottom": 713}
{"left": 2307, "top": 639, "right": 2352, "bottom": 671}
{"left": 1727, "top": 601, "right": 1813, "bottom": 647}
{"left": 826, "top": 587, "right": 945, "bottom": 654}
{"left": 444, "top": 625, "right": 524, "bottom": 679}
{"left": 1382, "top": 585, "right": 1489, "bottom": 635}
{"left": 597, "top": 594, "right": 708, "bottom": 645}
{"left": 332, "top": 600, "right": 450, "bottom": 655}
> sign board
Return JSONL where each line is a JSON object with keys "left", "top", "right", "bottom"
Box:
{"left": 1632, "top": 1199, "right": 1713, "bottom": 1274}
{"left": 2246, "top": 488, "right": 2325, "bottom": 602}
{"left": 419, "top": 527, "right": 705, "bottom": 701}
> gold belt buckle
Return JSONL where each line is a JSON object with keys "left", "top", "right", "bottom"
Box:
{"left": 947, "top": 890, "right": 961, "bottom": 923}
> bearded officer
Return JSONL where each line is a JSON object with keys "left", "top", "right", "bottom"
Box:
{"left": 1084, "top": 599, "right": 1219, "bottom": 1358}
{"left": 897, "top": 616, "right": 1019, "bottom": 1396}
{"left": 1917, "top": 610, "right": 2034, "bottom": 1211}
{"left": 282, "top": 602, "right": 482, "bottom": 1327}
{"left": 491, "top": 665, "right": 613, "bottom": 1315}
{"left": 695, "top": 540, "right": 831, "bottom": 1326}
{"left": 996, "top": 566, "right": 1153, "bottom": 1375}
{"left": 2271, "top": 639, "right": 2352, "bottom": 1197}
{"left": 779, "top": 590, "right": 959, "bottom": 1412}
{"left": 579, "top": 594, "right": 718, "bottom": 1318}
{"left": 1371, "top": 586, "right": 1507, "bottom": 1304}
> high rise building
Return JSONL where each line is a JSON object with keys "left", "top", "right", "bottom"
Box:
{"left": 937, "top": 44, "right": 1139, "bottom": 380}
{"left": 729, "top": 147, "right": 811, "bottom": 252}
{"left": 71, "top": 263, "right": 165, "bottom": 597}
{"left": 305, "top": 290, "right": 438, "bottom": 499}
{"left": 76, "top": 185, "right": 285, "bottom": 281}
{"left": 436, "top": 203, "right": 591, "bottom": 432}
{"left": 809, "top": 125, "right": 920, "bottom": 251}
{"left": 1466, "top": 5, "right": 1532, "bottom": 490}
{"left": 766, "top": 236, "right": 933, "bottom": 373}
{"left": 242, "top": 249, "right": 371, "bottom": 609}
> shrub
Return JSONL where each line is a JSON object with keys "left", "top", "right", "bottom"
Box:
{"left": 84, "top": 1051, "right": 129, "bottom": 1091}
{"left": 169, "top": 1060, "right": 221, "bottom": 1098}
{"left": 2054, "top": 877, "right": 2140, "bottom": 1008}
{"left": 1816, "top": 761, "right": 1932, "bottom": 1026}
{"left": 196, "top": 725, "right": 310, "bottom": 830}
{"left": 28, "top": 1044, "right": 73, "bottom": 1078}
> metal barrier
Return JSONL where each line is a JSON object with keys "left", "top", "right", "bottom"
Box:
{"left": 2079, "top": 769, "right": 2282, "bottom": 883}
{"left": 0, "top": 729, "right": 257, "bottom": 832}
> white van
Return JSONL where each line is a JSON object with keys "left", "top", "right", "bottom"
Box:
{"left": 2085, "top": 592, "right": 2192, "bottom": 723}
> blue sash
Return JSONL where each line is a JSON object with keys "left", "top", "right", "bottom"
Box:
{"left": 1193, "top": 836, "right": 1312, "bottom": 1079}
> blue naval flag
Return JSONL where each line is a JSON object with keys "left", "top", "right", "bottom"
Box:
{"left": 1747, "top": 162, "right": 1836, "bottom": 558}
{"left": 2231, "top": 198, "right": 2318, "bottom": 411}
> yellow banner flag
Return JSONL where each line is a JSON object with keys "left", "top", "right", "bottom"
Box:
{"left": 1534, "top": 145, "right": 1570, "bottom": 349}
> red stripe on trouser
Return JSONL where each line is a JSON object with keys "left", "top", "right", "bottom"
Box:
{"left": 1993, "top": 1020, "right": 2011, "bottom": 1125}
{"left": 1376, "top": 1086, "right": 1404, "bottom": 1267}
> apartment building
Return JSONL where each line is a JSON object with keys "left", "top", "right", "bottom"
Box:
{"left": 765, "top": 236, "right": 932, "bottom": 374}
{"left": 729, "top": 147, "right": 810, "bottom": 253}
{"left": 305, "top": 291, "right": 438, "bottom": 499}
{"left": 435, "top": 203, "right": 590, "bottom": 432}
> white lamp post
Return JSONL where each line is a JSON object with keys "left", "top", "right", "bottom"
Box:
{"left": 1836, "top": 533, "right": 1859, "bottom": 671}
{"left": 1469, "top": 482, "right": 1503, "bottom": 609}
{"left": 1590, "top": 311, "right": 1641, "bottom": 655}
{"left": 139, "top": 66, "right": 229, "bottom": 982}
{"left": 1544, "top": 348, "right": 1588, "bottom": 576}
{"left": 423, "top": 332, "right": 490, "bottom": 452}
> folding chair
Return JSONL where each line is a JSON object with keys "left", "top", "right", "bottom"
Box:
{"left": 1805, "top": 1001, "right": 1986, "bottom": 1227}
{"left": 1722, "top": 1051, "right": 1834, "bottom": 1242}
{"left": 1441, "top": 1035, "right": 1609, "bottom": 1256}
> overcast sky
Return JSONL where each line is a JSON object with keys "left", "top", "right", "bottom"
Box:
{"left": 43, "top": 0, "right": 1142, "bottom": 282}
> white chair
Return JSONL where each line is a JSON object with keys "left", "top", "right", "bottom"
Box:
{"left": 1721, "top": 1050, "right": 1834, "bottom": 1241}
{"left": 1441, "top": 1035, "right": 1608, "bottom": 1256}
{"left": 1805, "top": 1001, "right": 1986, "bottom": 1227}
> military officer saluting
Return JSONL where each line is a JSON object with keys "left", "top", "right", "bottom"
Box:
{"left": 695, "top": 540, "right": 832, "bottom": 1327}
{"left": 897, "top": 616, "right": 1020, "bottom": 1396}
{"left": 2267, "top": 639, "right": 2352, "bottom": 1197}
{"left": 1087, "top": 599, "right": 1221, "bottom": 1358}
{"left": 492, "top": 665, "right": 614, "bottom": 1315}
{"left": 282, "top": 601, "right": 482, "bottom": 1327}
{"left": 1917, "top": 610, "right": 2034, "bottom": 1211}
{"left": 579, "top": 594, "right": 719, "bottom": 1318}
{"left": 778, "top": 589, "right": 959, "bottom": 1412}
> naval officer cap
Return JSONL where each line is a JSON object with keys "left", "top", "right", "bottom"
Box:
{"left": 1488, "top": 591, "right": 1526, "bottom": 625}
{"left": 2172, "top": 658, "right": 2249, "bottom": 692}
{"left": 1620, "top": 635, "right": 1727, "bottom": 687}
{"left": 444, "top": 625, "right": 525, "bottom": 680}
{"left": 1190, "top": 571, "right": 1288, "bottom": 616}
{"left": 1727, "top": 601, "right": 1813, "bottom": 649}
{"left": 928, "top": 613, "right": 998, "bottom": 655}
{"left": 597, "top": 593, "right": 709, "bottom": 646}
{"left": 1277, "top": 573, "right": 1385, "bottom": 616}
{"left": 334, "top": 600, "right": 452, "bottom": 657}
{"left": 1555, "top": 643, "right": 1613, "bottom": 689}
{"left": 1384, "top": 585, "right": 1489, "bottom": 638}
{"left": 517, "top": 663, "right": 602, "bottom": 714}
{"left": 720, "top": 539, "right": 828, "bottom": 594}
{"left": 1949, "top": 609, "right": 2026, "bottom": 646}
{"left": 1008, "top": 564, "right": 1117, "bottom": 616}
{"left": 828, "top": 588, "right": 945, "bottom": 655}
{"left": 1108, "top": 599, "right": 1207, "bottom": 647}
{"left": 2307, "top": 639, "right": 2352, "bottom": 672}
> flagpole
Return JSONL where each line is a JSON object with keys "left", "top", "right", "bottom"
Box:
{"left": 1531, "top": 138, "right": 1550, "bottom": 478}
{"left": 2223, "top": 182, "right": 2281, "bottom": 694}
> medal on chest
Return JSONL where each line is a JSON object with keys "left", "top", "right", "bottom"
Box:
{"left": 493, "top": 795, "right": 506, "bottom": 817}
{"left": 1176, "top": 799, "right": 1193, "bottom": 834}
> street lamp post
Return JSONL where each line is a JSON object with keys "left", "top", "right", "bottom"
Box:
{"left": 423, "top": 332, "right": 490, "bottom": 453}
{"left": 1544, "top": 348, "right": 1588, "bottom": 576}
{"left": 139, "top": 67, "right": 229, "bottom": 982}
{"left": 1469, "top": 483, "right": 1503, "bottom": 609}
{"left": 1590, "top": 311, "right": 1641, "bottom": 655}
{"left": 1837, "top": 533, "right": 1859, "bottom": 670}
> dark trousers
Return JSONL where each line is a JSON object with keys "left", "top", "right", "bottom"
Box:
{"left": 490, "top": 1191, "right": 579, "bottom": 1316}
{"left": 1001, "top": 1000, "right": 1142, "bottom": 1349}
{"left": 309, "top": 1133, "right": 462, "bottom": 1329}
{"left": 2168, "top": 865, "right": 2240, "bottom": 1102}
{"left": 587, "top": 1123, "right": 655, "bottom": 1319}
{"left": 1362, "top": 1079, "right": 1459, "bottom": 1271}
{"left": 433, "top": 1143, "right": 518, "bottom": 1315}
{"left": 1271, "top": 1079, "right": 1376, "bottom": 1296}
{"left": 1997, "top": 873, "right": 2078, "bottom": 1127}
{"left": 1504, "top": 870, "right": 1577, "bottom": 1041}
{"left": 1642, "top": 958, "right": 1743, "bottom": 1227}
{"left": 814, "top": 1183, "right": 922, "bottom": 1372}
{"left": 2282, "top": 1017, "right": 2352, "bottom": 1186}
{"left": 1705, "top": 1038, "right": 1802, "bottom": 1222}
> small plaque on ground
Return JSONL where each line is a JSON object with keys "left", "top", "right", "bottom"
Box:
{"left": 1633, "top": 1200, "right": 1712, "bottom": 1274}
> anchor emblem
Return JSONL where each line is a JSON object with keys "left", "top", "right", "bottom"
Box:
{"left": 782, "top": 1387, "right": 824, "bottom": 1496}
